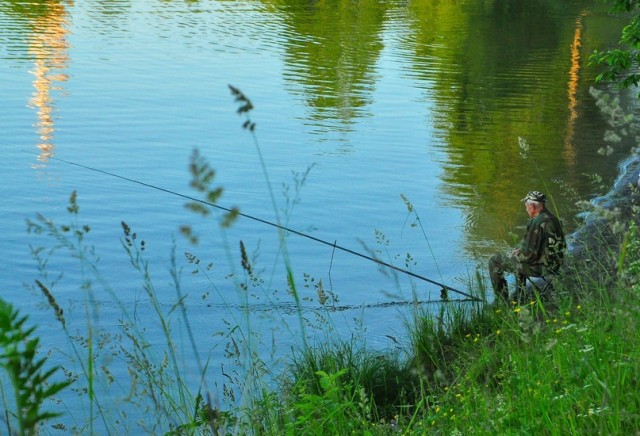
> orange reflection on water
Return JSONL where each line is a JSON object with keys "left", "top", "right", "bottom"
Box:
{"left": 27, "top": 1, "right": 72, "bottom": 165}
{"left": 563, "top": 13, "right": 586, "bottom": 167}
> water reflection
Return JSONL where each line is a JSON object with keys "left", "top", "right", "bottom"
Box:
{"left": 85, "top": 0, "right": 131, "bottom": 35}
{"left": 25, "top": 1, "right": 72, "bottom": 164}
{"left": 563, "top": 12, "right": 587, "bottom": 166}
{"left": 273, "top": 0, "right": 387, "bottom": 136}
{"left": 0, "top": 0, "right": 626, "bottom": 254}
{"left": 402, "top": 0, "right": 613, "bottom": 257}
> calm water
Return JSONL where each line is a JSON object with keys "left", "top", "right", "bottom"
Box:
{"left": 0, "top": 0, "right": 634, "bottom": 427}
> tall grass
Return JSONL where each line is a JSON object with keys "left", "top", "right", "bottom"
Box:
{"left": 26, "top": 192, "right": 226, "bottom": 433}
{"left": 17, "top": 87, "right": 330, "bottom": 434}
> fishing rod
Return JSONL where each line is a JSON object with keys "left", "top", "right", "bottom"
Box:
{"left": 43, "top": 154, "right": 482, "bottom": 302}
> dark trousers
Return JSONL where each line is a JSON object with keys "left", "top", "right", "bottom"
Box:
{"left": 488, "top": 253, "right": 539, "bottom": 301}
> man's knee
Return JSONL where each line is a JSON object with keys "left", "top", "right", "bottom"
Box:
{"left": 489, "top": 253, "right": 505, "bottom": 273}
{"left": 489, "top": 253, "right": 500, "bottom": 267}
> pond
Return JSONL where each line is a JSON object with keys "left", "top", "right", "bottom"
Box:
{"left": 1, "top": 0, "right": 636, "bottom": 428}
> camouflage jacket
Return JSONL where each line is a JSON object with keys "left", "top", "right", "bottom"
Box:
{"left": 517, "top": 208, "right": 566, "bottom": 275}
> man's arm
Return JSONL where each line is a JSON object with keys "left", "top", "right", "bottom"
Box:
{"left": 517, "top": 222, "right": 546, "bottom": 266}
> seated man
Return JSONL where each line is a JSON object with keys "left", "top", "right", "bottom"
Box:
{"left": 489, "top": 191, "right": 566, "bottom": 302}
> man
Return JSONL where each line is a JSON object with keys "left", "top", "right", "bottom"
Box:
{"left": 489, "top": 191, "right": 566, "bottom": 301}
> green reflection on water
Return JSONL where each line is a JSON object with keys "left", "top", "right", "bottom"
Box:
{"left": 402, "top": 0, "right": 630, "bottom": 256}
{"left": 2, "top": 0, "right": 633, "bottom": 258}
{"left": 273, "top": 0, "right": 388, "bottom": 132}
{"left": 258, "top": 0, "right": 630, "bottom": 256}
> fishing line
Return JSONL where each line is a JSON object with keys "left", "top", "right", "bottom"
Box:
{"left": 204, "top": 298, "right": 448, "bottom": 314}
{"left": 42, "top": 154, "right": 481, "bottom": 302}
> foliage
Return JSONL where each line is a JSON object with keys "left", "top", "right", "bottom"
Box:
{"left": 591, "top": 0, "right": 640, "bottom": 96}
{"left": 0, "top": 298, "right": 71, "bottom": 436}
{"left": 282, "top": 338, "right": 418, "bottom": 422}
{"left": 285, "top": 369, "right": 372, "bottom": 435}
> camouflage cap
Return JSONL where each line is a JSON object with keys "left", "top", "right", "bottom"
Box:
{"left": 522, "top": 190, "right": 547, "bottom": 203}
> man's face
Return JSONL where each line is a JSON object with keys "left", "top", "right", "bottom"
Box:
{"left": 525, "top": 201, "right": 536, "bottom": 217}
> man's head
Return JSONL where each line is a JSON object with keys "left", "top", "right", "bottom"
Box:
{"left": 522, "top": 190, "right": 546, "bottom": 218}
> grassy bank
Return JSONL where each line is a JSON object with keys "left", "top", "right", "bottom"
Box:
{"left": 252, "top": 205, "right": 640, "bottom": 434}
